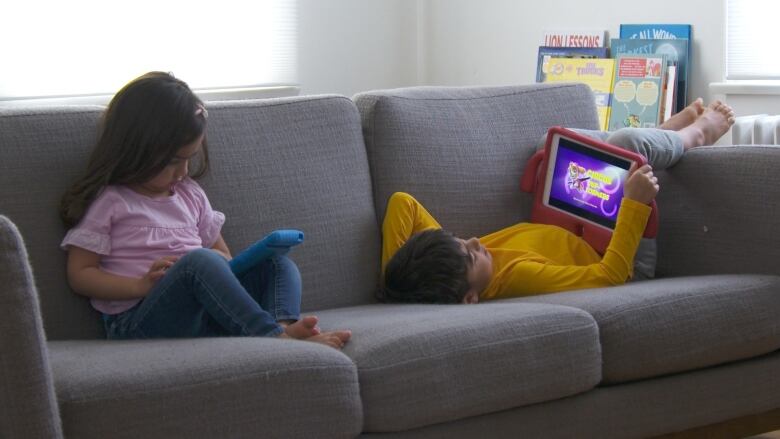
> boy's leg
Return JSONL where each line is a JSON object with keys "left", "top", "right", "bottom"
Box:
{"left": 110, "top": 248, "right": 283, "bottom": 339}
{"left": 238, "top": 255, "right": 302, "bottom": 323}
{"left": 603, "top": 128, "right": 684, "bottom": 170}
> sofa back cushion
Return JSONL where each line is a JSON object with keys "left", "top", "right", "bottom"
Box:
{"left": 354, "top": 83, "right": 600, "bottom": 238}
{"left": 0, "top": 96, "right": 380, "bottom": 340}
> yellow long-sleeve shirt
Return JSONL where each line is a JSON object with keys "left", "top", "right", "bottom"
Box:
{"left": 381, "top": 192, "right": 651, "bottom": 300}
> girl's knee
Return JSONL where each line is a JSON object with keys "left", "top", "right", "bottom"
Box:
{"left": 178, "top": 248, "right": 228, "bottom": 270}
{"left": 271, "top": 255, "right": 301, "bottom": 280}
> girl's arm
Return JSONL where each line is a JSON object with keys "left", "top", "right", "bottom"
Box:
{"left": 66, "top": 246, "right": 174, "bottom": 300}
{"left": 210, "top": 233, "right": 232, "bottom": 260}
{"left": 381, "top": 192, "right": 442, "bottom": 270}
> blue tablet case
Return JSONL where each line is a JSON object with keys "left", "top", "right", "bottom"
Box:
{"left": 229, "top": 229, "right": 304, "bottom": 277}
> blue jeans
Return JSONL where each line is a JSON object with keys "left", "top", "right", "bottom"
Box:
{"left": 104, "top": 248, "right": 301, "bottom": 339}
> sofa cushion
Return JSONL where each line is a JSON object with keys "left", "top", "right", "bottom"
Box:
{"left": 49, "top": 338, "right": 361, "bottom": 439}
{"left": 656, "top": 146, "right": 780, "bottom": 278}
{"left": 354, "top": 83, "right": 600, "bottom": 240}
{"left": 0, "top": 106, "right": 105, "bottom": 339}
{"left": 200, "top": 96, "right": 380, "bottom": 312}
{"left": 517, "top": 274, "right": 780, "bottom": 383}
{"left": 314, "top": 301, "right": 601, "bottom": 432}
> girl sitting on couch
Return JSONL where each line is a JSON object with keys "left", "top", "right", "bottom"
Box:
{"left": 59, "top": 71, "right": 350, "bottom": 348}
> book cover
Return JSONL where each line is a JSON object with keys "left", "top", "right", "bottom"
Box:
{"left": 541, "top": 29, "right": 607, "bottom": 47}
{"left": 536, "top": 46, "right": 609, "bottom": 82}
{"left": 660, "top": 65, "right": 677, "bottom": 124}
{"left": 607, "top": 54, "right": 667, "bottom": 131}
{"left": 610, "top": 38, "right": 689, "bottom": 113}
{"left": 619, "top": 24, "right": 691, "bottom": 40}
{"left": 542, "top": 58, "right": 616, "bottom": 131}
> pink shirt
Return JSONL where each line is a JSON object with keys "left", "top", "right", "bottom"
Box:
{"left": 61, "top": 178, "right": 225, "bottom": 314}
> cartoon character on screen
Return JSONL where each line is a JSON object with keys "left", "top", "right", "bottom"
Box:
{"left": 623, "top": 114, "right": 641, "bottom": 128}
{"left": 567, "top": 162, "right": 590, "bottom": 193}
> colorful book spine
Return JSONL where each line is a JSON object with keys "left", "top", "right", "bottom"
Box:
{"left": 541, "top": 29, "right": 607, "bottom": 48}
{"left": 542, "top": 58, "right": 616, "bottom": 131}
{"left": 607, "top": 54, "right": 667, "bottom": 131}
{"left": 536, "top": 46, "right": 609, "bottom": 82}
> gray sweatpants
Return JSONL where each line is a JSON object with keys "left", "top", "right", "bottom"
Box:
{"left": 537, "top": 127, "right": 685, "bottom": 281}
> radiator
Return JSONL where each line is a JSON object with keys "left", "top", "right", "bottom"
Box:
{"left": 732, "top": 114, "right": 780, "bottom": 145}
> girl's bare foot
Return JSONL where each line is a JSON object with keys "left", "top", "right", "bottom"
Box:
{"left": 677, "top": 101, "right": 736, "bottom": 150}
{"left": 659, "top": 98, "right": 705, "bottom": 131}
{"left": 281, "top": 315, "right": 321, "bottom": 339}
{"left": 305, "top": 330, "right": 352, "bottom": 350}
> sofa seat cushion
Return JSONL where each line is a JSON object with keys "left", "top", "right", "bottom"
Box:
{"left": 49, "top": 338, "right": 361, "bottom": 439}
{"left": 314, "top": 302, "right": 600, "bottom": 432}
{"left": 517, "top": 274, "right": 780, "bottom": 384}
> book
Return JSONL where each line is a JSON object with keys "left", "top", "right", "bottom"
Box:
{"left": 535, "top": 46, "right": 609, "bottom": 82}
{"left": 619, "top": 24, "right": 692, "bottom": 40}
{"left": 541, "top": 29, "right": 607, "bottom": 47}
{"left": 610, "top": 38, "right": 689, "bottom": 114}
{"left": 660, "top": 65, "right": 677, "bottom": 124}
{"left": 607, "top": 54, "right": 667, "bottom": 131}
{"left": 541, "top": 58, "right": 616, "bottom": 131}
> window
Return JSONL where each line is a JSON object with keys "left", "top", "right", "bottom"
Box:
{"left": 727, "top": 0, "right": 780, "bottom": 80}
{"left": 0, "top": 1, "right": 297, "bottom": 100}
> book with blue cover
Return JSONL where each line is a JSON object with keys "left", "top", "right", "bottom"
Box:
{"left": 610, "top": 38, "right": 689, "bottom": 114}
{"left": 607, "top": 54, "right": 667, "bottom": 131}
{"left": 535, "top": 46, "right": 609, "bottom": 82}
{"left": 619, "top": 24, "right": 691, "bottom": 40}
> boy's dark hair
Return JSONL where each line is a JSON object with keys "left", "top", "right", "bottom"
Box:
{"left": 380, "top": 229, "right": 471, "bottom": 304}
{"left": 59, "top": 71, "right": 209, "bottom": 227}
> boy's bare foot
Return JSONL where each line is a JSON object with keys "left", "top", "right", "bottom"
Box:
{"left": 659, "top": 98, "right": 705, "bottom": 131}
{"left": 281, "top": 315, "right": 321, "bottom": 339}
{"left": 677, "top": 101, "right": 736, "bottom": 150}
{"left": 305, "top": 330, "right": 352, "bottom": 350}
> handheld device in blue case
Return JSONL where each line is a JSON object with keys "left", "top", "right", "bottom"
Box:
{"left": 229, "top": 229, "right": 304, "bottom": 277}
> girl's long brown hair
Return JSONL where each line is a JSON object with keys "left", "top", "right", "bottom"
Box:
{"left": 60, "top": 72, "right": 210, "bottom": 228}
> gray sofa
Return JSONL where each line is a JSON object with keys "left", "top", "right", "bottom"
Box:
{"left": 1, "top": 83, "right": 780, "bottom": 439}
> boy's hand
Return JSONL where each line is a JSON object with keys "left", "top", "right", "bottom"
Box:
{"left": 624, "top": 163, "right": 659, "bottom": 205}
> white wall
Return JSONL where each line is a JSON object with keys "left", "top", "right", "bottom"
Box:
{"left": 422, "top": 0, "right": 724, "bottom": 106}
{"left": 297, "top": 0, "right": 420, "bottom": 97}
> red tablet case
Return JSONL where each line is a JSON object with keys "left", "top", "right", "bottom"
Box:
{"left": 520, "top": 126, "right": 658, "bottom": 254}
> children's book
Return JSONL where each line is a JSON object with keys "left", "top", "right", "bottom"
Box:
{"left": 619, "top": 24, "right": 691, "bottom": 40}
{"left": 535, "top": 46, "right": 609, "bottom": 82}
{"left": 542, "top": 58, "right": 615, "bottom": 131}
{"left": 660, "top": 65, "right": 677, "bottom": 124}
{"left": 610, "top": 38, "right": 689, "bottom": 114}
{"left": 607, "top": 54, "right": 667, "bottom": 131}
{"left": 541, "top": 29, "right": 607, "bottom": 48}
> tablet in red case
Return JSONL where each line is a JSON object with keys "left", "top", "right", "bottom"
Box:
{"left": 520, "top": 126, "right": 658, "bottom": 254}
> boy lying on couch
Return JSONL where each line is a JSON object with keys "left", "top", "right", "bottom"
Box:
{"left": 380, "top": 100, "right": 735, "bottom": 304}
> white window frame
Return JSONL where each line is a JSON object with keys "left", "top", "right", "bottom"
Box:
{"left": 0, "top": 0, "right": 298, "bottom": 104}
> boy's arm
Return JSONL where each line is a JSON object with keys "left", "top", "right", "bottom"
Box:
{"left": 381, "top": 192, "right": 442, "bottom": 270}
{"left": 487, "top": 198, "right": 651, "bottom": 299}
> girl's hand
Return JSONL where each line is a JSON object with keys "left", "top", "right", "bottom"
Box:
{"left": 624, "top": 163, "right": 659, "bottom": 205}
{"left": 135, "top": 256, "right": 179, "bottom": 296}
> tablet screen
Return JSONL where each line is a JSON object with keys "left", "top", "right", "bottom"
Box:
{"left": 545, "top": 135, "right": 632, "bottom": 229}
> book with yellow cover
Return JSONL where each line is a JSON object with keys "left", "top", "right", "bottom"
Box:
{"left": 542, "top": 58, "right": 616, "bottom": 131}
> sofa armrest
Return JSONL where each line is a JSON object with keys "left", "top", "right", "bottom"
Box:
{"left": 656, "top": 146, "right": 780, "bottom": 277}
{"left": 0, "top": 215, "right": 63, "bottom": 438}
